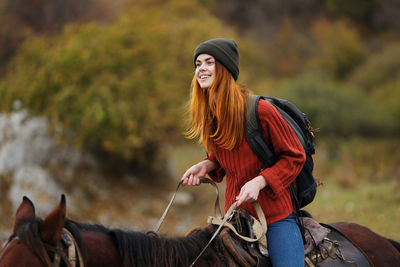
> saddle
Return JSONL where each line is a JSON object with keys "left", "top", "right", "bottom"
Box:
{"left": 217, "top": 209, "right": 269, "bottom": 267}
{"left": 155, "top": 178, "right": 373, "bottom": 266}
{"left": 214, "top": 209, "right": 373, "bottom": 267}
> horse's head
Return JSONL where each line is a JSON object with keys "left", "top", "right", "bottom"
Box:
{"left": 0, "top": 195, "right": 67, "bottom": 267}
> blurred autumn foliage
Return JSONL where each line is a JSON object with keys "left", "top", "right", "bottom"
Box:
{"left": 0, "top": 0, "right": 119, "bottom": 73}
{"left": 0, "top": 0, "right": 230, "bottom": 174}
{"left": 0, "top": 0, "right": 399, "bottom": 176}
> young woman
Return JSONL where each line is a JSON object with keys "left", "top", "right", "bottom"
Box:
{"left": 181, "top": 38, "right": 306, "bottom": 266}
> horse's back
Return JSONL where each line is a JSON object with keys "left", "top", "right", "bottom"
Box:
{"left": 331, "top": 222, "right": 400, "bottom": 267}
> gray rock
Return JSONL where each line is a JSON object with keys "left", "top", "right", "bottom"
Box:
{"left": 0, "top": 110, "right": 99, "bottom": 214}
{"left": 8, "top": 165, "right": 64, "bottom": 215}
{"left": 0, "top": 110, "right": 54, "bottom": 174}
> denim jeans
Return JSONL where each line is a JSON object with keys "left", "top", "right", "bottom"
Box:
{"left": 266, "top": 214, "right": 304, "bottom": 267}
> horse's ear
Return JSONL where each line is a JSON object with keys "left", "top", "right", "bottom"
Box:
{"left": 13, "top": 196, "right": 36, "bottom": 232}
{"left": 40, "top": 194, "right": 67, "bottom": 245}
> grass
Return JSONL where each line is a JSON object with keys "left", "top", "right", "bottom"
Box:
{"left": 167, "top": 137, "right": 400, "bottom": 241}
{"left": 307, "top": 178, "right": 400, "bottom": 241}
{"left": 1, "top": 137, "right": 398, "bottom": 245}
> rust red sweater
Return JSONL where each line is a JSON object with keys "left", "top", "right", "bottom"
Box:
{"left": 206, "top": 98, "right": 306, "bottom": 224}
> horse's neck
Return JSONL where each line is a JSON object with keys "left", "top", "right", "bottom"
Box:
{"left": 80, "top": 230, "right": 122, "bottom": 267}
{"left": 79, "top": 226, "right": 224, "bottom": 267}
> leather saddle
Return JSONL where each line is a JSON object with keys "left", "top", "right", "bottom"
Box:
{"left": 218, "top": 208, "right": 269, "bottom": 267}
{"left": 217, "top": 209, "right": 373, "bottom": 267}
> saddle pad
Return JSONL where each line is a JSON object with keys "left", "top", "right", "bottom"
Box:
{"left": 303, "top": 217, "right": 331, "bottom": 255}
{"left": 314, "top": 224, "right": 373, "bottom": 267}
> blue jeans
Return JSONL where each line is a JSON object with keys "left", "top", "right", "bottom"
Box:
{"left": 266, "top": 214, "right": 304, "bottom": 267}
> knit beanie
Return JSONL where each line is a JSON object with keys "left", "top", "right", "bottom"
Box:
{"left": 193, "top": 38, "right": 239, "bottom": 81}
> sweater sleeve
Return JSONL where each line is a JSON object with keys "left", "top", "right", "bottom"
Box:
{"left": 257, "top": 99, "right": 306, "bottom": 198}
{"left": 205, "top": 153, "right": 225, "bottom": 183}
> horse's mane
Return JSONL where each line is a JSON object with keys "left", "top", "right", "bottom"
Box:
{"left": 65, "top": 219, "right": 223, "bottom": 267}
{"left": 12, "top": 217, "right": 224, "bottom": 267}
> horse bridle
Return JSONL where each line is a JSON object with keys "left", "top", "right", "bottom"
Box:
{"left": 44, "top": 228, "right": 84, "bottom": 267}
{"left": 5, "top": 228, "right": 84, "bottom": 267}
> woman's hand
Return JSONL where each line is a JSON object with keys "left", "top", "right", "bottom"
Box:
{"left": 236, "top": 176, "right": 268, "bottom": 206}
{"left": 181, "top": 160, "right": 215, "bottom": 186}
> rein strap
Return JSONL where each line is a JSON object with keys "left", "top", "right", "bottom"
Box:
{"left": 42, "top": 228, "right": 84, "bottom": 267}
{"left": 153, "top": 177, "right": 223, "bottom": 232}
{"left": 154, "top": 177, "right": 268, "bottom": 267}
{"left": 190, "top": 201, "right": 267, "bottom": 267}
{"left": 189, "top": 201, "right": 238, "bottom": 267}
{"left": 207, "top": 201, "right": 267, "bottom": 245}
{"left": 63, "top": 228, "right": 84, "bottom": 267}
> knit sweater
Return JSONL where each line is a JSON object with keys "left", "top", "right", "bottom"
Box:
{"left": 206, "top": 98, "right": 306, "bottom": 225}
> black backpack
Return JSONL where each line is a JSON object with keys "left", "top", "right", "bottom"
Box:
{"left": 245, "top": 95, "right": 317, "bottom": 210}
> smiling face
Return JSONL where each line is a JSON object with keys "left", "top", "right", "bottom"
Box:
{"left": 195, "top": 54, "right": 216, "bottom": 89}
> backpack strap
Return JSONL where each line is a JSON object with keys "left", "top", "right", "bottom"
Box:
{"left": 245, "top": 95, "right": 277, "bottom": 169}
{"left": 245, "top": 95, "right": 306, "bottom": 207}
{"left": 264, "top": 97, "right": 307, "bottom": 149}
{"left": 245, "top": 94, "right": 309, "bottom": 243}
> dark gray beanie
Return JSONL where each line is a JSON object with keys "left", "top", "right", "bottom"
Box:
{"left": 193, "top": 38, "right": 239, "bottom": 81}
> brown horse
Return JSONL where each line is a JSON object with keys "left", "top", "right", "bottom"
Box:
{"left": 0, "top": 195, "right": 399, "bottom": 267}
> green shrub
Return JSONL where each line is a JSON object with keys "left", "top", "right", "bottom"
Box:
{"left": 309, "top": 20, "right": 366, "bottom": 80}
{"left": 0, "top": 0, "right": 232, "bottom": 175}
{"left": 349, "top": 43, "right": 400, "bottom": 92}
{"left": 270, "top": 72, "right": 382, "bottom": 137}
{"left": 348, "top": 43, "right": 400, "bottom": 134}
{"left": 324, "top": 0, "right": 375, "bottom": 23}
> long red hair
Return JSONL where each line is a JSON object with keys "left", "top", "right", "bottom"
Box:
{"left": 186, "top": 61, "right": 250, "bottom": 153}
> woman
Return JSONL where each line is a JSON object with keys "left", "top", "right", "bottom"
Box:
{"left": 182, "top": 38, "right": 306, "bottom": 267}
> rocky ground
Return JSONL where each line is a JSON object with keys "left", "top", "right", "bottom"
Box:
{"left": 1, "top": 110, "right": 398, "bottom": 245}
{"left": 0, "top": 110, "right": 217, "bottom": 245}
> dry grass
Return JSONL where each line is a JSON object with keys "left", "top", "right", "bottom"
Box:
{"left": 1, "top": 138, "right": 399, "bottom": 245}
{"left": 166, "top": 137, "right": 400, "bottom": 240}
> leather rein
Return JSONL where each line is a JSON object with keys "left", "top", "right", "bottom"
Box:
{"left": 154, "top": 177, "right": 267, "bottom": 267}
